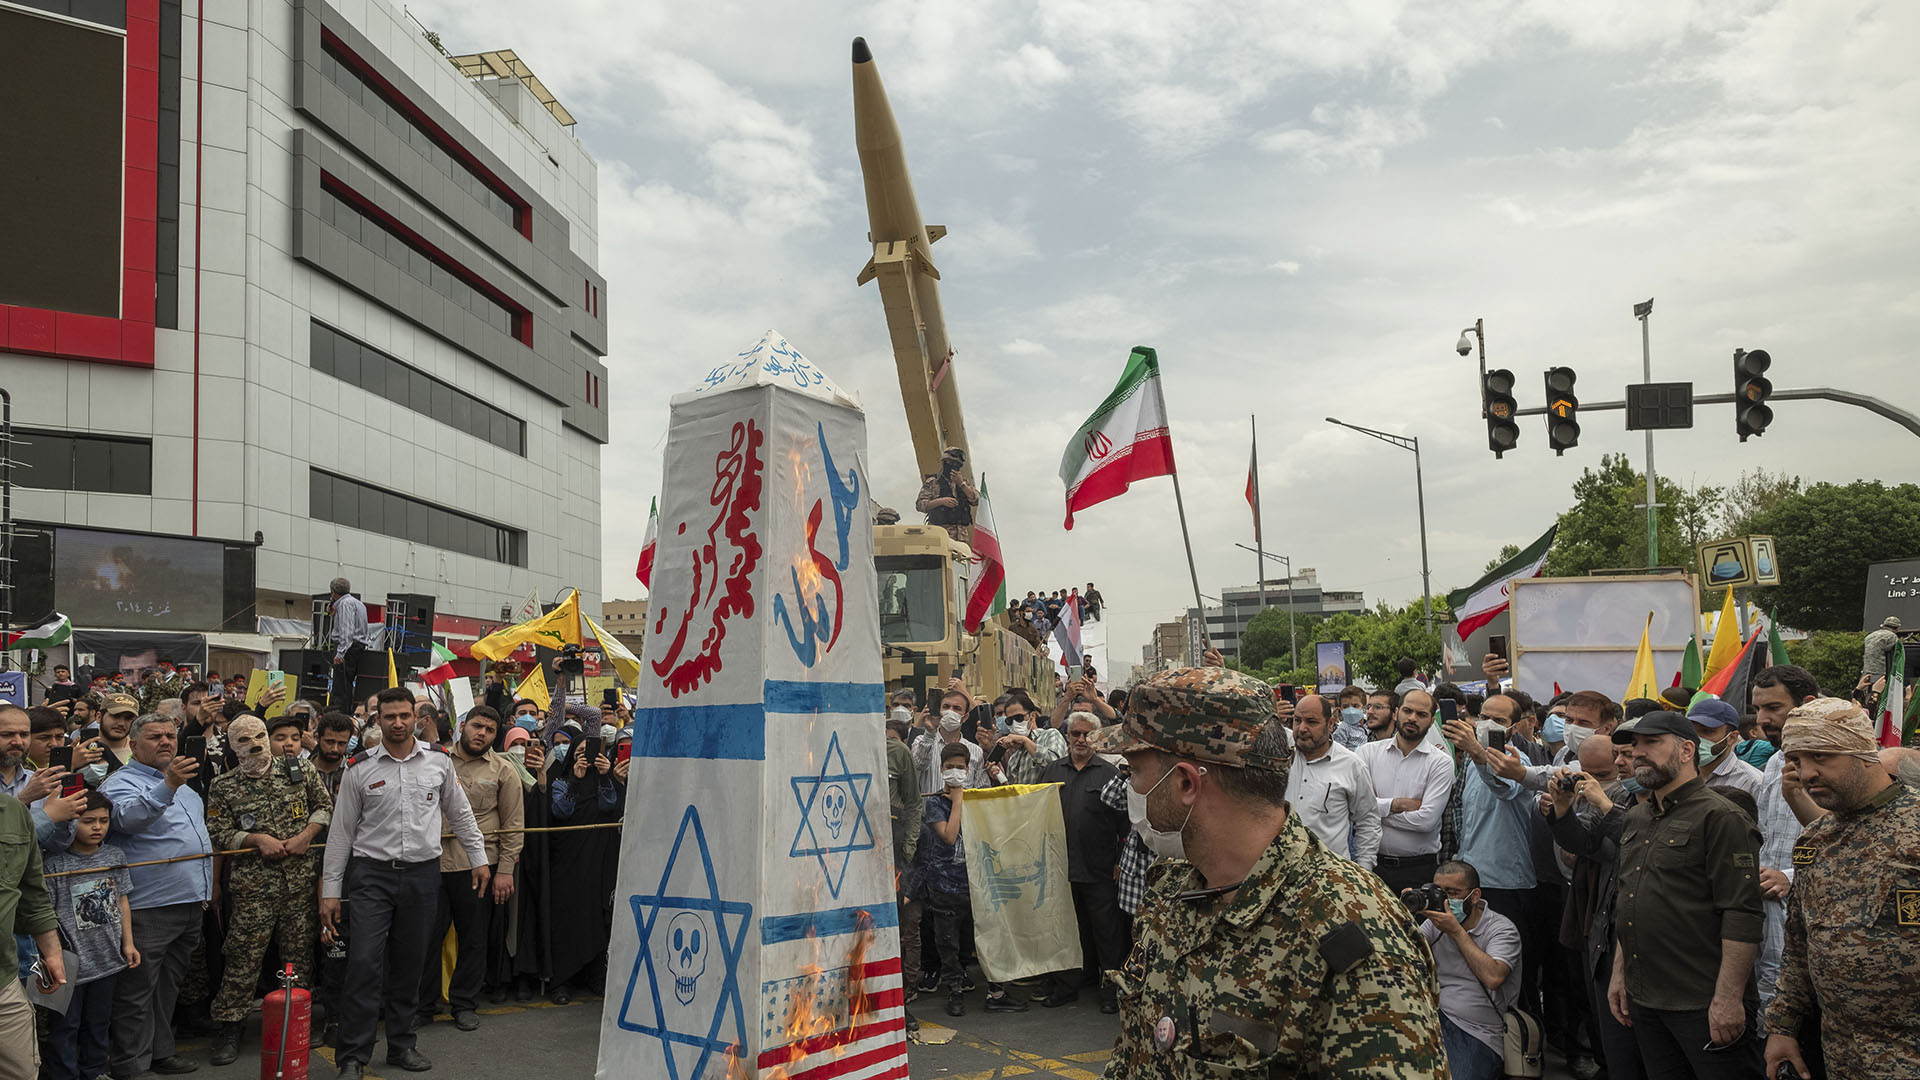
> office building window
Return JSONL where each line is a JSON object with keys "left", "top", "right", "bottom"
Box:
{"left": 9, "top": 429, "right": 151, "bottom": 495}
{"left": 318, "top": 178, "right": 526, "bottom": 343}
{"left": 318, "top": 37, "right": 523, "bottom": 233}
{"left": 309, "top": 468, "right": 525, "bottom": 566}
{"left": 310, "top": 322, "right": 525, "bottom": 455}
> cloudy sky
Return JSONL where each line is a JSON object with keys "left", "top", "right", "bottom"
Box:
{"left": 417, "top": 0, "right": 1916, "bottom": 664}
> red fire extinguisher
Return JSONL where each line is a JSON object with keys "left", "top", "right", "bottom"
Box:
{"left": 259, "top": 964, "right": 310, "bottom": 1080}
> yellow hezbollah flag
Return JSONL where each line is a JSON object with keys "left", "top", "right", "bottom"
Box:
{"left": 958, "top": 784, "right": 1082, "bottom": 983}
{"left": 584, "top": 613, "right": 641, "bottom": 686}
{"left": 1702, "top": 587, "right": 1742, "bottom": 683}
{"left": 387, "top": 648, "right": 400, "bottom": 689}
{"left": 1623, "top": 612, "right": 1660, "bottom": 702}
{"left": 472, "top": 589, "right": 583, "bottom": 663}
{"left": 515, "top": 664, "right": 551, "bottom": 712}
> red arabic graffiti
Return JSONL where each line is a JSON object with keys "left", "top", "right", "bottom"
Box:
{"left": 651, "top": 419, "right": 765, "bottom": 697}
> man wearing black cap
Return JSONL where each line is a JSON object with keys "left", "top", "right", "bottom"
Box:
{"left": 1605, "top": 711, "right": 1765, "bottom": 1078}
{"left": 914, "top": 446, "right": 977, "bottom": 541}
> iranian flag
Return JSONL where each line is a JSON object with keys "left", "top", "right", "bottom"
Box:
{"left": 1877, "top": 637, "right": 1906, "bottom": 749}
{"left": 635, "top": 496, "right": 659, "bottom": 587}
{"left": 1, "top": 613, "right": 72, "bottom": 651}
{"left": 963, "top": 480, "right": 1007, "bottom": 634}
{"left": 1059, "top": 346, "right": 1176, "bottom": 529}
{"left": 1245, "top": 434, "right": 1261, "bottom": 542}
{"left": 418, "top": 641, "right": 460, "bottom": 686}
{"left": 1445, "top": 524, "right": 1557, "bottom": 643}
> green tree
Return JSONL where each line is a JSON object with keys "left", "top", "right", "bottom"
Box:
{"left": 1718, "top": 467, "right": 1803, "bottom": 538}
{"left": 1238, "top": 607, "right": 1326, "bottom": 671}
{"left": 1306, "top": 599, "right": 1445, "bottom": 687}
{"left": 1743, "top": 481, "right": 1920, "bottom": 631}
{"left": 1786, "top": 630, "right": 1867, "bottom": 696}
{"left": 1544, "top": 453, "right": 1722, "bottom": 577}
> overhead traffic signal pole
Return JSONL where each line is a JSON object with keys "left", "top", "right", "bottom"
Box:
{"left": 1634, "top": 300, "right": 1659, "bottom": 565}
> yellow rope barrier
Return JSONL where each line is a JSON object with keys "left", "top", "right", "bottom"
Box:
{"left": 42, "top": 821, "right": 624, "bottom": 878}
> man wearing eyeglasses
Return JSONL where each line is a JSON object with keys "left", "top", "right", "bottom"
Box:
{"left": 1037, "top": 711, "right": 1130, "bottom": 1012}
{"left": 1283, "top": 695, "right": 1381, "bottom": 870}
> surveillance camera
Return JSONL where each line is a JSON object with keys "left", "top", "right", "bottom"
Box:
{"left": 1455, "top": 332, "right": 1474, "bottom": 357}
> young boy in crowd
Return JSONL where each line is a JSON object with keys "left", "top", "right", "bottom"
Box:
{"left": 916, "top": 743, "right": 1026, "bottom": 1018}
{"left": 42, "top": 791, "right": 141, "bottom": 1080}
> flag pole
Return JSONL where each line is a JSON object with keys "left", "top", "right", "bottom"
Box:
{"left": 1169, "top": 463, "right": 1209, "bottom": 652}
{"left": 1252, "top": 414, "right": 1267, "bottom": 618}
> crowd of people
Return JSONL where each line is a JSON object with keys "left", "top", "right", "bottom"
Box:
{"left": 883, "top": 646, "right": 1920, "bottom": 1080}
{"left": 1, "top": 670, "right": 630, "bottom": 1080}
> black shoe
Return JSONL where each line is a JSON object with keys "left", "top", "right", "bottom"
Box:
{"left": 336, "top": 1063, "right": 365, "bottom": 1080}
{"left": 414, "top": 1010, "right": 437, "bottom": 1029}
{"left": 1040, "top": 990, "right": 1078, "bottom": 1009}
{"left": 488, "top": 985, "right": 510, "bottom": 1004}
{"left": 904, "top": 1012, "right": 921, "bottom": 1035}
{"left": 1100, "top": 996, "right": 1119, "bottom": 1015}
{"left": 152, "top": 1057, "right": 201, "bottom": 1075}
{"left": 984, "top": 993, "right": 1028, "bottom": 1014}
{"left": 916, "top": 971, "right": 939, "bottom": 994}
{"left": 386, "top": 1048, "right": 433, "bottom": 1072}
{"left": 551, "top": 986, "right": 572, "bottom": 1006}
{"left": 321, "top": 1021, "right": 340, "bottom": 1050}
{"left": 514, "top": 982, "right": 534, "bottom": 1003}
{"left": 945, "top": 992, "right": 965, "bottom": 1018}
{"left": 961, "top": 973, "right": 978, "bottom": 993}
{"left": 210, "top": 1023, "right": 241, "bottom": 1066}
{"left": 453, "top": 1010, "right": 480, "bottom": 1032}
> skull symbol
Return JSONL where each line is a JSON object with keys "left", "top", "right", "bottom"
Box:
{"left": 822, "top": 783, "right": 848, "bottom": 840}
{"left": 666, "top": 912, "right": 706, "bottom": 1006}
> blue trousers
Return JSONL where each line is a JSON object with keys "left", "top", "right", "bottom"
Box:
{"left": 1440, "top": 1012, "right": 1504, "bottom": 1080}
{"left": 44, "top": 975, "right": 115, "bottom": 1080}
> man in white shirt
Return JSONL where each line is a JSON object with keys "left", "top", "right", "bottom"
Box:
{"left": 1357, "top": 688, "right": 1455, "bottom": 895}
{"left": 1284, "top": 694, "right": 1382, "bottom": 869}
{"left": 1689, "top": 699, "right": 1763, "bottom": 802}
{"left": 909, "top": 682, "right": 987, "bottom": 793}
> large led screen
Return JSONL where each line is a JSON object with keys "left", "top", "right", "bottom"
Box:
{"left": 55, "top": 527, "right": 225, "bottom": 630}
{"left": 0, "top": 6, "right": 126, "bottom": 318}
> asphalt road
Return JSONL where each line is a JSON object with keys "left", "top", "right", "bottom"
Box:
{"left": 171, "top": 985, "right": 1582, "bottom": 1078}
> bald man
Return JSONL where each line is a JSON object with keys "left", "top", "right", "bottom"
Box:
{"left": 1881, "top": 746, "right": 1920, "bottom": 790}
{"left": 1284, "top": 695, "right": 1382, "bottom": 869}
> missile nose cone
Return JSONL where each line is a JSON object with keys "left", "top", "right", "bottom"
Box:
{"left": 852, "top": 36, "right": 872, "bottom": 64}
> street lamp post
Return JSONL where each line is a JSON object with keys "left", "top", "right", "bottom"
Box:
{"left": 1234, "top": 545, "right": 1298, "bottom": 671}
{"left": 1325, "top": 418, "right": 1433, "bottom": 636}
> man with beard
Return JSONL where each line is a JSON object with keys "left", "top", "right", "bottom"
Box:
{"left": 1749, "top": 663, "right": 1824, "bottom": 1066}
{"left": 1365, "top": 690, "right": 1399, "bottom": 741}
{"left": 82, "top": 694, "right": 140, "bottom": 786}
{"left": 1357, "top": 688, "right": 1454, "bottom": 895}
{"left": 417, "top": 706, "right": 522, "bottom": 1032}
{"left": 1764, "top": 697, "right": 1920, "bottom": 1080}
{"left": 1284, "top": 694, "right": 1381, "bottom": 869}
{"left": 309, "top": 712, "right": 356, "bottom": 1046}
{"left": 1096, "top": 667, "right": 1446, "bottom": 1077}
{"left": 204, "top": 715, "right": 333, "bottom": 1064}
{"left": 1606, "top": 712, "right": 1764, "bottom": 1078}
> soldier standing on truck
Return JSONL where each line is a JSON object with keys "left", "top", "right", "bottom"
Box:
{"left": 915, "top": 446, "right": 977, "bottom": 542}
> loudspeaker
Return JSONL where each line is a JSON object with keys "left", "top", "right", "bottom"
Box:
{"left": 280, "top": 649, "right": 335, "bottom": 687}
{"left": 383, "top": 593, "right": 437, "bottom": 657}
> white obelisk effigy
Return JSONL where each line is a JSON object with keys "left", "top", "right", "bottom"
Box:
{"left": 597, "top": 332, "right": 906, "bottom": 1080}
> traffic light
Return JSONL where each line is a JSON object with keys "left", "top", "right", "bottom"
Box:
{"left": 1485, "top": 369, "right": 1519, "bottom": 458}
{"left": 1544, "top": 367, "right": 1579, "bottom": 455}
{"left": 1735, "top": 348, "right": 1773, "bottom": 441}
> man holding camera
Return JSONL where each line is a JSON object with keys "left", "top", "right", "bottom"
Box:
{"left": 914, "top": 446, "right": 977, "bottom": 541}
{"left": 1406, "top": 860, "right": 1522, "bottom": 1080}
{"left": 100, "top": 712, "right": 214, "bottom": 1078}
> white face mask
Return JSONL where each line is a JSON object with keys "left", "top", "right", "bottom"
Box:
{"left": 939, "top": 710, "right": 964, "bottom": 734}
{"left": 1009, "top": 720, "right": 1031, "bottom": 736}
{"left": 1128, "top": 764, "right": 1201, "bottom": 860}
{"left": 1563, "top": 724, "right": 1595, "bottom": 755}
{"left": 940, "top": 768, "right": 967, "bottom": 789}
{"left": 890, "top": 707, "right": 913, "bottom": 724}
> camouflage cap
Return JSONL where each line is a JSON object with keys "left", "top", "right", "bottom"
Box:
{"left": 104, "top": 693, "right": 139, "bottom": 715}
{"left": 1090, "top": 666, "right": 1283, "bottom": 770}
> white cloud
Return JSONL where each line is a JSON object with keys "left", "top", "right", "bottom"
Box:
{"left": 1001, "top": 338, "right": 1052, "bottom": 356}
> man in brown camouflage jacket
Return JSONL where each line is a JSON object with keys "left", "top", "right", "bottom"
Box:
{"left": 1094, "top": 666, "right": 1448, "bottom": 1078}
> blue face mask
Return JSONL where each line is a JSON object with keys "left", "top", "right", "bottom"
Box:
{"left": 1340, "top": 707, "right": 1366, "bottom": 727}
{"left": 1543, "top": 712, "right": 1566, "bottom": 742}
{"left": 1619, "top": 776, "right": 1644, "bottom": 795}
{"left": 1447, "top": 898, "right": 1470, "bottom": 922}
{"left": 551, "top": 742, "right": 571, "bottom": 763}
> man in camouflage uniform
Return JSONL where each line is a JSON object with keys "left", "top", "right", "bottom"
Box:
{"left": 1092, "top": 666, "right": 1448, "bottom": 1078}
{"left": 1765, "top": 698, "right": 1920, "bottom": 1080}
{"left": 913, "top": 445, "right": 977, "bottom": 542}
{"left": 205, "top": 715, "right": 333, "bottom": 1064}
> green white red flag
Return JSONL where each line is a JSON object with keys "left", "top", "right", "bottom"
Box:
{"left": 964, "top": 480, "right": 1007, "bottom": 634}
{"left": 635, "top": 496, "right": 658, "bottom": 587}
{"left": 1445, "top": 525, "right": 1557, "bottom": 643}
{"left": 1879, "top": 637, "right": 1905, "bottom": 749}
{"left": 418, "top": 641, "right": 460, "bottom": 686}
{"left": 1058, "top": 347, "right": 1176, "bottom": 529}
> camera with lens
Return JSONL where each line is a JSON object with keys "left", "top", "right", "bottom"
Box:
{"left": 1402, "top": 883, "right": 1449, "bottom": 915}
{"left": 557, "top": 643, "right": 586, "bottom": 677}
{"left": 1556, "top": 773, "right": 1581, "bottom": 794}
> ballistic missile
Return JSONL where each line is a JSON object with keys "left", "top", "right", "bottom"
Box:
{"left": 851, "top": 36, "right": 973, "bottom": 490}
